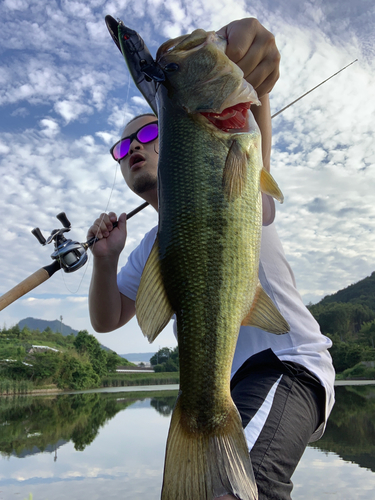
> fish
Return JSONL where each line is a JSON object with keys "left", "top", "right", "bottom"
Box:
{"left": 134, "top": 29, "right": 290, "bottom": 500}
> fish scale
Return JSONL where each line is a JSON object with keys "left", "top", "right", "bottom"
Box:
{"left": 157, "top": 105, "right": 259, "bottom": 424}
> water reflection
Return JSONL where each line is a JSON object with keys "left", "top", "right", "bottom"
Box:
{"left": 0, "top": 386, "right": 374, "bottom": 499}
{"left": 312, "top": 385, "right": 375, "bottom": 472}
{"left": 0, "top": 390, "right": 178, "bottom": 460}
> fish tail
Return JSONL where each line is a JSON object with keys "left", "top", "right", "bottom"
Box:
{"left": 161, "top": 397, "right": 258, "bottom": 500}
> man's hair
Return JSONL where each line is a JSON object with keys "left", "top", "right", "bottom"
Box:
{"left": 126, "top": 113, "right": 157, "bottom": 127}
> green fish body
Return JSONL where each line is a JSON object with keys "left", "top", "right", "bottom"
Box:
{"left": 135, "top": 29, "right": 289, "bottom": 500}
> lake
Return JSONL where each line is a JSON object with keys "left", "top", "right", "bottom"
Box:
{"left": 1, "top": 383, "right": 375, "bottom": 500}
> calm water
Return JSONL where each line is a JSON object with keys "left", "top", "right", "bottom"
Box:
{"left": 1, "top": 384, "right": 375, "bottom": 500}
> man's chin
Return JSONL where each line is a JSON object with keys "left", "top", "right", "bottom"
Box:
{"left": 133, "top": 175, "right": 157, "bottom": 195}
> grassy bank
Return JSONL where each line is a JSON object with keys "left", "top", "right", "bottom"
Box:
{"left": 0, "top": 378, "right": 35, "bottom": 395}
{"left": 101, "top": 371, "right": 179, "bottom": 387}
{"left": 0, "top": 372, "right": 179, "bottom": 396}
{"left": 336, "top": 362, "right": 375, "bottom": 380}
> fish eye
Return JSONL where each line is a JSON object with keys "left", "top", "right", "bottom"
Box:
{"left": 164, "top": 63, "right": 179, "bottom": 72}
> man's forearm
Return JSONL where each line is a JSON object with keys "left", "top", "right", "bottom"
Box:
{"left": 89, "top": 256, "right": 123, "bottom": 333}
{"left": 252, "top": 94, "right": 272, "bottom": 172}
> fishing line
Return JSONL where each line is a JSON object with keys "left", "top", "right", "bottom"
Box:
{"left": 58, "top": 162, "right": 120, "bottom": 295}
{"left": 58, "top": 74, "right": 135, "bottom": 295}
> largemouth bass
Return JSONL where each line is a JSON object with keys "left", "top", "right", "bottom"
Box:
{"left": 134, "top": 29, "right": 289, "bottom": 500}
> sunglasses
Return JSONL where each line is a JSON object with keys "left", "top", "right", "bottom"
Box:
{"left": 110, "top": 121, "right": 159, "bottom": 162}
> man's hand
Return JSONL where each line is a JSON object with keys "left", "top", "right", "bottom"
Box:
{"left": 217, "top": 18, "right": 280, "bottom": 97}
{"left": 87, "top": 212, "right": 127, "bottom": 260}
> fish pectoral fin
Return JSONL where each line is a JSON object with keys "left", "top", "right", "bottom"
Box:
{"left": 241, "top": 281, "right": 290, "bottom": 334}
{"left": 135, "top": 236, "right": 174, "bottom": 343}
{"left": 260, "top": 168, "right": 284, "bottom": 203}
{"left": 162, "top": 396, "right": 258, "bottom": 500}
{"left": 222, "top": 140, "right": 248, "bottom": 201}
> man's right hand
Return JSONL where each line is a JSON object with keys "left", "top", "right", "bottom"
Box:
{"left": 87, "top": 212, "right": 127, "bottom": 259}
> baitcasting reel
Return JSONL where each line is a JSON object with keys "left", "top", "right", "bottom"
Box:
{"left": 32, "top": 212, "right": 88, "bottom": 273}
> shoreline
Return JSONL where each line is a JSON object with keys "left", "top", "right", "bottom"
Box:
{"left": 0, "top": 383, "right": 179, "bottom": 397}
{"left": 1, "top": 379, "right": 375, "bottom": 397}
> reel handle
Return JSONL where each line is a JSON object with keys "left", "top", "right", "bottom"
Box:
{"left": 56, "top": 212, "right": 71, "bottom": 228}
{"left": 31, "top": 228, "right": 47, "bottom": 245}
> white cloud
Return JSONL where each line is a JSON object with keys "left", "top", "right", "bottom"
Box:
{"left": 40, "top": 118, "right": 60, "bottom": 137}
{"left": 54, "top": 100, "right": 93, "bottom": 123}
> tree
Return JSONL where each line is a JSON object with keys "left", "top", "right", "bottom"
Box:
{"left": 151, "top": 347, "right": 179, "bottom": 372}
{"left": 56, "top": 353, "right": 100, "bottom": 390}
{"left": 74, "top": 330, "right": 108, "bottom": 377}
{"left": 30, "top": 351, "right": 61, "bottom": 381}
{"left": 359, "top": 320, "right": 375, "bottom": 349}
{"left": 329, "top": 342, "right": 363, "bottom": 373}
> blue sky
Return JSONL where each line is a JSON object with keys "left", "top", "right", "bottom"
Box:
{"left": 0, "top": 0, "right": 374, "bottom": 353}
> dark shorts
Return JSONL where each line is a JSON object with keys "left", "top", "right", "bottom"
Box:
{"left": 230, "top": 348, "right": 326, "bottom": 500}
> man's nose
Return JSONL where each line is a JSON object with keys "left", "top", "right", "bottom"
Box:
{"left": 129, "top": 139, "right": 143, "bottom": 155}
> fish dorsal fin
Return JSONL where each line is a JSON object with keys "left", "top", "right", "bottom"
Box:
{"left": 222, "top": 140, "right": 248, "bottom": 201}
{"left": 241, "top": 281, "right": 290, "bottom": 334}
{"left": 260, "top": 168, "right": 284, "bottom": 203}
{"left": 136, "top": 236, "right": 174, "bottom": 342}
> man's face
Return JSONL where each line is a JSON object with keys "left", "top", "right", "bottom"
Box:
{"left": 120, "top": 115, "right": 159, "bottom": 196}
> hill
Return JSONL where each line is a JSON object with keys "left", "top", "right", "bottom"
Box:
{"left": 316, "top": 271, "right": 375, "bottom": 312}
{"left": 18, "top": 317, "right": 78, "bottom": 337}
{"left": 308, "top": 272, "right": 375, "bottom": 376}
{"left": 120, "top": 352, "right": 156, "bottom": 363}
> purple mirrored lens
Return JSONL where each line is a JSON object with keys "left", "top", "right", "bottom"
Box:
{"left": 112, "top": 122, "right": 158, "bottom": 161}
{"left": 138, "top": 123, "right": 158, "bottom": 143}
{"left": 113, "top": 138, "right": 130, "bottom": 160}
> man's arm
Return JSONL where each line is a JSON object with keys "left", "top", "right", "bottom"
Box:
{"left": 217, "top": 17, "right": 279, "bottom": 173}
{"left": 87, "top": 212, "right": 136, "bottom": 332}
{"left": 217, "top": 18, "right": 280, "bottom": 226}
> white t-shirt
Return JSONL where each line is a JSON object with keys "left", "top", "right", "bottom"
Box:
{"left": 117, "top": 222, "right": 335, "bottom": 439}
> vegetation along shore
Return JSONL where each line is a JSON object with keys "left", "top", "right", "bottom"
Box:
{"left": 1, "top": 271, "right": 375, "bottom": 395}
{"left": 0, "top": 326, "right": 179, "bottom": 395}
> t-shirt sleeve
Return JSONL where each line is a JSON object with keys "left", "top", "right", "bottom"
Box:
{"left": 117, "top": 226, "right": 158, "bottom": 301}
{"left": 262, "top": 193, "right": 276, "bottom": 226}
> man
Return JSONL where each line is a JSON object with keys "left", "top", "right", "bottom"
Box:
{"left": 88, "top": 18, "right": 335, "bottom": 499}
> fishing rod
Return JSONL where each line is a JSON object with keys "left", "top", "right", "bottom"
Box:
{"left": 0, "top": 19, "right": 357, "bottom": 312}
{"left": 271, "top": 59, "right": 358, "bottom": 118}
{"left": 0, "top": 203, "right": 149, "bottom": 312}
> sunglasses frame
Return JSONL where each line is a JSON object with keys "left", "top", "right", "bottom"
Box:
{"left": 110, "top": 120, "right": 159, "bottom": 162}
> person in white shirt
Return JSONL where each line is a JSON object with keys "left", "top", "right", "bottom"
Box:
{"left": 87, "top": 18, "right": 335, "bottom": 500}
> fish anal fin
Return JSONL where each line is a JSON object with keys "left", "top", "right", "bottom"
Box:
{"left": 136, "top": 236, "right": 174, "bottom": 342}
{"left": 260, "top": 168, "right": 284, "bottom": 203}
{"left": 161, "top": 397, "right": 258, "bottom": 500}
{"left": 241, "top": 281, "right": 290, "bottom": 334}
{"left": 222, "top": 140, "right": 248, "bottom": 201}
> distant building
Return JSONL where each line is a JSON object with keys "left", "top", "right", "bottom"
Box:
{"left": 28, "top": 345, "right": 60, "bottom": 354}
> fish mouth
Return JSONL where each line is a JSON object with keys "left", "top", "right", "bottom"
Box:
{"left": 129, "top": 153, "right": 146, "bottom": 169}
{"left": 201, "top": 102, "right": 252, "bottom": 132}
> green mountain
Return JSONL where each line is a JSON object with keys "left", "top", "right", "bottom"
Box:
{"left": 308, "top": 272, "right": 375, "bottom": 335}
{"left": 16, "top": 317, "right": 112, "bottom": 353}
{"left": 18, "top": 317, "right": 78, "bottom": 337}
{"left": 120, "top": 352, "right": 156, "bottom": 363}
{"left": 308, "top": 272, "right": 375, "bottom": 375}
{"left": 316, "top": 271, "right": 375, "bottom": 311}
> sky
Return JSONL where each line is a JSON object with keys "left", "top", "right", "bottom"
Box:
{"left": 0, "top": 0, "right": 374, "bottom": 354}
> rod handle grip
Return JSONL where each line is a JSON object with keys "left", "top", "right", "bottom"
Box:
{"left": 0, "top": 268, "right": 51, "bottom": 311}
